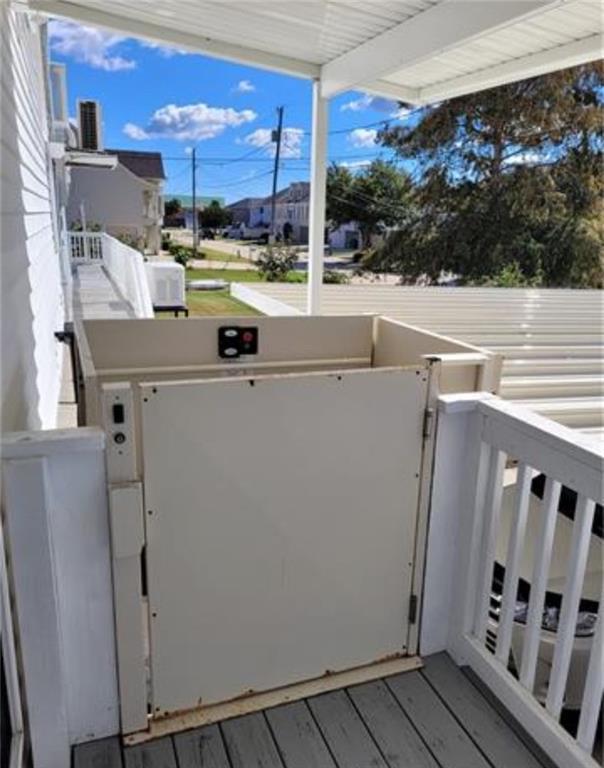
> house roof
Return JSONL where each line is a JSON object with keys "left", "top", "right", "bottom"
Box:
{"left": 32, "top": 1, "right": 601, "bottom": 106}
{"left": 106, "top": 149, "right": 165, "bottom": 180}
{"left": 167, "top": 195, "right": 225, "bottom": 209}
{"left": 229, "top": 185, "right": 310, "bottom": 210}
{"left": 227, "top": 197, "right": 264, "bottom": 209}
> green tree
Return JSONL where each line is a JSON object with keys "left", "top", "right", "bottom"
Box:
{"left": 164, "top": 198, "right": 182, "bottom": 217}
{"left": 372, "top": 63, "right": 603, "bottom": 287}
{"left": 199, "top": 200, "right": 232, "bottom": 230}
{"left": 327, "top": 160, "right": 412, "bottom": 249}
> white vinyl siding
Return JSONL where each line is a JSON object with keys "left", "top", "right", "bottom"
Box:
{"left": 1, "top": 7, "right": 64, "bottom": 430}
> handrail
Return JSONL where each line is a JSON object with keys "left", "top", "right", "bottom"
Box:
{"left": 67, "top": 231, "right": 153, "bottom": 318}
{"left": 426, "top": 394, "right": 603, "bottom": 768}
{"left": 100, "top": 234, "right": 154, "bottom": 318}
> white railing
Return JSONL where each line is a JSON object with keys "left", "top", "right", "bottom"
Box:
{"left": 68, "top": 231, "right": 154, "bottom": 318}
{"left": 1, "top": 428, "right": 118, "bottom": 767}
{"left": 100, "top": 233, "right": 154, "bottom": 318}
{"left": 423, "top": 393, "right": 603, "bottom": 768}
{"left": 68, "top": 231, "right": 104, "bottom": 262}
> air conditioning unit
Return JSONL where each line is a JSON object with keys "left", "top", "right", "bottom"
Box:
{"left": 77, "top": 99, "right": 103, "bottom": 151}
{"left": 145, "top": 262, "right": 186, "bottom": 309}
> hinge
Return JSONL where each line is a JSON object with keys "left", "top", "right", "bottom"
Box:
{"left": 422, "top": 407, "right": 435, "bottom": 439}
{"left": 408, "top": 594, "right": 418, "bottom": 625}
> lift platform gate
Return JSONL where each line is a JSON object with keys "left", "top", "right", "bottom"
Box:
{"left": 77, "top": 315, "right": 501, "bottom": 734}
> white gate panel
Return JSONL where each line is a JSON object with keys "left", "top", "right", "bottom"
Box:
{"left": 140, "top": 368, "right": 426, "bottom": 715}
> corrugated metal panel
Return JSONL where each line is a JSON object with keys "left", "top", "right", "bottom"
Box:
{"left": 238, "top": 284, "right": 604, "bottom": 440}
{"left": 64, "top": 0, "right": 438, "bottom": 65}
{"left": 37, "top": 0, "right": 600, "bottom": 101}
{"left": 384, "top": 0, "right": 602, "bottom": 89}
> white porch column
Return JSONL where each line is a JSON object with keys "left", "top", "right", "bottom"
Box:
{"left": 307, "top": 79, "right": 328, "bottom": 315}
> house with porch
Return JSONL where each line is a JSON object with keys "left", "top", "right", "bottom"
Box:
{"left": 229, "top": 182, "right": 362, "bottom": 247}
{"left": 67, "top": 146, "right": 166, "bottom": 254}
{"left": 1, "top": 2, "right": 602, "bottom": 768}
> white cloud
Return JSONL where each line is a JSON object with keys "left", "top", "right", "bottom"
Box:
{"left": 49, "top": 20, "right": 136, "bottom": 71}
{"left": 243, "top": 127, "right": 304, "bottom": 158}
{"left": 234, "top": 79, "right": 256, "bottom": 93}
{"left": 341, "top": 94, "right": 411, "bottom": 121}
{"left": 348, "top": 128, "right": 378, "bottom": 149}
{"left": 503, "top": 151, "right": 541, "bottom": 167}
{"left": 140, "top": 40, "right": 190, "bottom": 58}
{"left": 123, "top": 103, "right": 257, "bottom": 141}
{"left": 123, "top": 123, "right": 150, "bottom": 140}
{"left": 340, "top": 159, "right": 372, "bottom": 170}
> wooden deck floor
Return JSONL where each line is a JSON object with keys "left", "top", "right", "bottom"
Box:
{"left": 72, "top": 264, "right": 135, "bottom": 320}
{"left": 73, "top": 654, "right": 553, "bottom": 768}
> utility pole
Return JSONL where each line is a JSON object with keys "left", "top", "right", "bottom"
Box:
{"left": 191, "top": 147, "right": 198, "bottom": 255}
{"left": 270, "top": 106, "right": 284, "bottom": 241}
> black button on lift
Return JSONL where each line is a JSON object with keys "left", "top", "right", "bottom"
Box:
{"left": 218, "top": 326, "right": 259, "bottom": 359}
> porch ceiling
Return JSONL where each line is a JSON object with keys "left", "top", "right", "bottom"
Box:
{"left": 28, "top": 0, "right": 602, "bottom": 105}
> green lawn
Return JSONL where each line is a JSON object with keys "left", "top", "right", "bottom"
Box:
{"left": 185, "top": 290, "right": 262, "bottom": 316}
{"left": 186, "top": 268, "right": 265, "bottom": 282}
{"left": 195, "top": 246, "right": 249, "bottom": 264}
{"left": 186, "top": 268, "right": 305, "bottom": 283}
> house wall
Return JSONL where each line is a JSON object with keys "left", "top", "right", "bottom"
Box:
{"left": 1, "top": 8, "right": 65, "bottom": 431}
{"left": 67, "top": 164, "right": 148, "bottom": 244}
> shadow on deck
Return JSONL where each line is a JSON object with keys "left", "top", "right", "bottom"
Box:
{"left": 73, "top": 653, "right": 555, "bottom": 768}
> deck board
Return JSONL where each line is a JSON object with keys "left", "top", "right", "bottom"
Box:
{"left": 73, "top": 736, "right": 123, "bottom": 768}
{"left": 308, "top": 689, "right": 389, "bottom": 768}
{"left": 348, "top": 679, "right": 439, "bottom": 768}
{"left": 422, "top": 653, "right": 543, "bottom": 768}
{"left": 123, "top": 737, "right": 177, "bottom": 768}
{"left": 173, "top": 724, "right": 231, "bottom": 768}
{"left": 265, "top": 700, "right": 337, "bottom": 768}
{"left": 386, "top": 671, "right": 491, "bottom": 768}
{"left": 221, "top": 712, "right": 284, "bottom": 768}
{"left": 74, "top": 653, "right": 549, "bottom": 768}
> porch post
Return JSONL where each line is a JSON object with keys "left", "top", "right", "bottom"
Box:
{"left": 307, "top": 79, "right": 328, "bottom": 315}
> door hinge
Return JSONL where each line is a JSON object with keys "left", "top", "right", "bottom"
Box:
{"left": 408, "top": 594, "right": 418, "bottom": 625}
{"left": 422, "top": 407, "right": 435, "bottom": 439}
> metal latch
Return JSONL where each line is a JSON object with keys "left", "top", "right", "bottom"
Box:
{"left": 408, "top": 594, "right": 418, "bottom": 625}
{"left": 422, "top": 407, "right": 435, "bottom": 439}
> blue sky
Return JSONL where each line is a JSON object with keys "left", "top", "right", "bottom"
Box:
{"left": 49, "top": 19, "right": 414, "bottom": 203}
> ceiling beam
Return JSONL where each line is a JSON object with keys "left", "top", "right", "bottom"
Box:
{"left": 358, "top": 80, "right": 422, "bottom": 106}
{"left": 320, "top": 0, "right": 560, "bottom": 98}
{"left": 26, "top": 0, "right": 320, "bottom": 79}
{"left": 418, "top": 34, "right": 603, "bottom": 104}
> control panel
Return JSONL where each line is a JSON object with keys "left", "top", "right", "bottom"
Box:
{"left": 218, "top": 326, "right": 259, "bottom": 359}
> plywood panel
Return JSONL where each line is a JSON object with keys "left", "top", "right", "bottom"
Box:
{"left": 141, "top": 368, "right": 426, "bottom": 714}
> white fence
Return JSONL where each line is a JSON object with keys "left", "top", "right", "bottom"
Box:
{"left": 1, "top": 428, "right": 119, "bottom": 767}
{"left": 68, "top": 231, "right": 103, "bottom": 262}
{"left": 68, "top": 231, "right": 154, "bottom": 318}
{"left": 423, "top": 393, "right": 603, "bottom": 768}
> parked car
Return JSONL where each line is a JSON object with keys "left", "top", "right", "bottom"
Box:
{"left": 489, "top": 471, "right": 602, "bottom": 709}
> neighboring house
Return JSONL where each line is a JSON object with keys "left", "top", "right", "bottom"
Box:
{"left": 67, "top": 148, "right": 165, "bottom": 253}
{"left": 229, "top": 182, "right": 361, "bottom": 247}
{"left": 163, "top": 195, "right": 225, "bottom": 228}
{"left": 225, "top": 197, "right": 263, "bottom": 227}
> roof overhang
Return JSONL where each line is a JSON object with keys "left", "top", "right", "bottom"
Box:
{"left": 23, "top": 0, "right": 603, "bottom": 105}
{"left": 65, "top": 150, "right": 118, "bottom": 169}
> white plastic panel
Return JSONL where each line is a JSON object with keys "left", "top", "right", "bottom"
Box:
{"left": 140, "top": 367, "right": 427, "bottom": 715}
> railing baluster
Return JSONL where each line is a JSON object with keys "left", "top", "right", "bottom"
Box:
{"left": 474, "top": 448, "right": 506, "bottom": 642}
{"left": 496, "top": 462, "right": 532, "bottom": 664}
{"left": 576, "top": 600, "right": 603, "bottom": 753}
{"left": 519, "top": 477, "right": 561, "bottom": 692}
{"left": 545, "top": 496, "right": 596, "bottom": 719}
